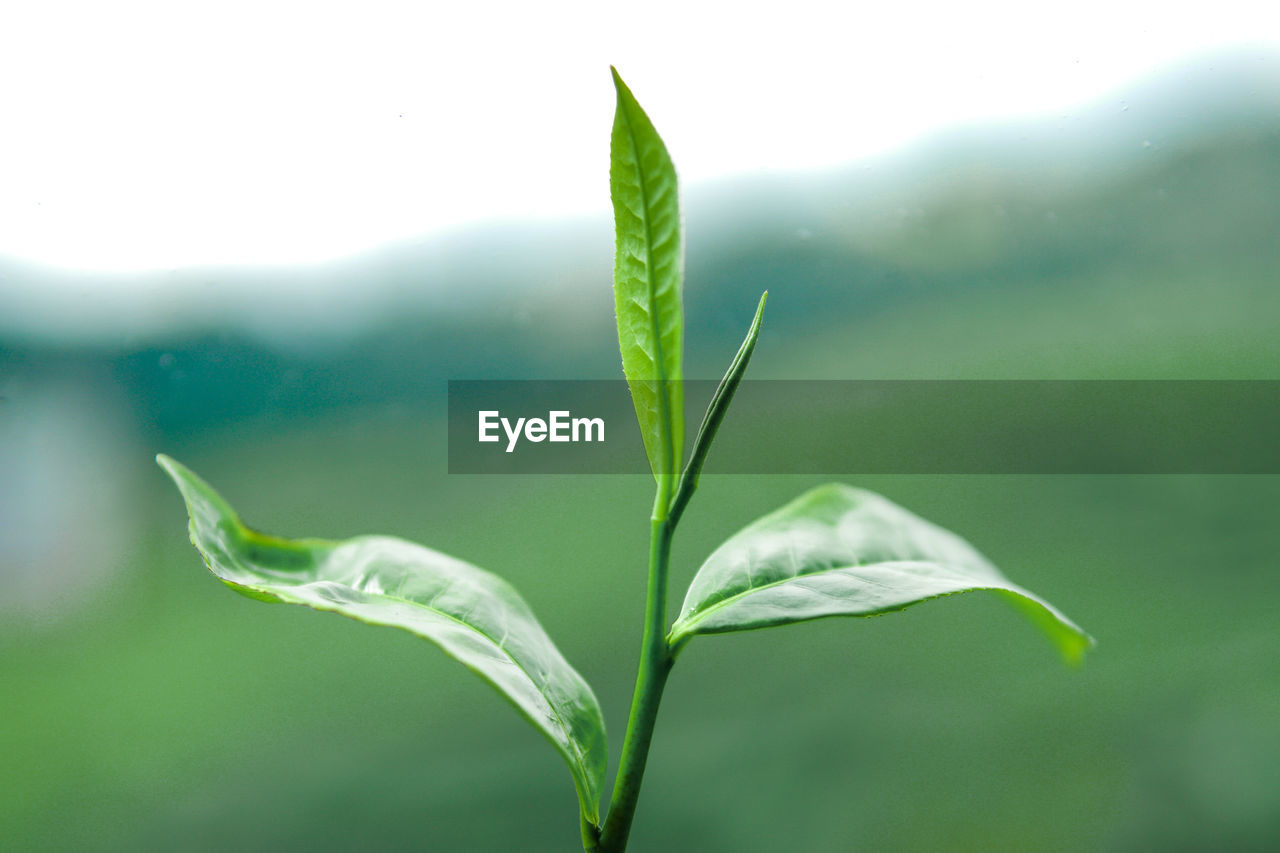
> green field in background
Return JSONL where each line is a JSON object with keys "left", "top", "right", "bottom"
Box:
{"left": 5, "top": 412, "right": 1278, "bottom": 850}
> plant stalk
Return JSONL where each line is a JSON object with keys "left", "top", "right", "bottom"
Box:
{"left": 581, "top": 813, "right": 602, "bottom": 852}
{"left": 597, "top": 513, "right": 675, "bottom": 852}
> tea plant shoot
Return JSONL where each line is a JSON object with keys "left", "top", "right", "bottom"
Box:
{"left": 158, "top": 67, "right": 1092, "bottom": 853}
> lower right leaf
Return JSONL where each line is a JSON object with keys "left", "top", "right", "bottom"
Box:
{"left": 668, "top": 484, "right": 1093, "bottom": 665}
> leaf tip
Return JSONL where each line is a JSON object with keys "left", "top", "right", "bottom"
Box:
{"left": 155, "top": 452, "right": 188, "bottom": 484}
{"left": 155, "top": 454, "right": 241, "bottom": 532}
{"left": 609, "top": 65, "right": 627, "bottom": 101}
{"left": 156, "top": 453, "right": 198, "bottom": 491}
{"left": 609, "top": 66, "right": 641, "bottom": 116}
{"left": 1060, "top": 630, "right": 1097, "bottom": 669}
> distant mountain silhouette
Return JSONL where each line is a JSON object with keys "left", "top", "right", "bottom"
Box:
{"left": 3, "top": 47, "right": 1277, "bottom": 438}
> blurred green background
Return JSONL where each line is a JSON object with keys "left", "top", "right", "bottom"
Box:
{"left": 3, "top": 58, "right": 1279, "bottom": 852}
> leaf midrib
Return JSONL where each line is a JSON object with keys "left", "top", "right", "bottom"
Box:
{"left": 618, "top": 100, "right": 676, "bottom": 482}
{"left": 670, "top": 559, "right": 995, "bottom": 641}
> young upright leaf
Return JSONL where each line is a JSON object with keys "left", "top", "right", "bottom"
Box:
{"left": 157, "top": 455, "right": 608, "bottom": 824}
{"left": 610, "top": 67, "right": 684, "bottom": 504}
{"left": 669, "top": 292, "right": 767, "bottom": 527}
{"left": 669, "top": 484, "right": 1093, "bottom": 665}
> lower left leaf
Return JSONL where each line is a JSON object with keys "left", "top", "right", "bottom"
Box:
{"left": 156, "top": 454, "right": 607, "bottom": 825}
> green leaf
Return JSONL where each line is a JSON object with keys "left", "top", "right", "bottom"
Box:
{"left": 610, "top": 67, "right": 684, "bottom": 507}
{"left": 156, "top": 455, "right": 608, "bottom": 824}
{"left": 669, "top": 484, "right": 1093, "bottom": 665}
{"left": 671, "top": 292, "right": 767, "bottom": 526}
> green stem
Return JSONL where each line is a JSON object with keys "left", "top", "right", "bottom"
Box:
{"left": 581, "top": 813, "right": 602, "bottom": 852}
{"left": 597, "top": 514, "right": 675, "bottom": 852}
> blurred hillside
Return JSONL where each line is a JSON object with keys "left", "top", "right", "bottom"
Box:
{"left": 3, "top": 56, "right": 1277, "bottom": 442}
{"left": 3, "top": 55, "right": 1278, "bottom": 446}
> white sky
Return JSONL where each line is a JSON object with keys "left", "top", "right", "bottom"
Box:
{"left": 1, "top": 0, "right": 1278, "bottom": 273}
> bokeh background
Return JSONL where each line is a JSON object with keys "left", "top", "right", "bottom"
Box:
{"left": 3, "top": 5, "right": 1279, "bottom": 851}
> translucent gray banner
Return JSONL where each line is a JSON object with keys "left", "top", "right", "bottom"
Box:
{"left": 447, "top": 380, "right": 1280, "bottom": 474}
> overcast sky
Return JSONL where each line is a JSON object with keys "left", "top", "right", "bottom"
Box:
{"left": 2, "top": 0, "right": 1278, "bottom": 274}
